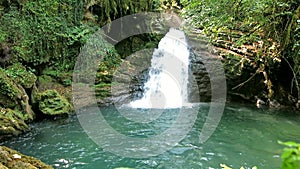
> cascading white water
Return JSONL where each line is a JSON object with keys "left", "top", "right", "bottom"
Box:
{"left": 130, "top": 28, "right": 190, "bottom": 109}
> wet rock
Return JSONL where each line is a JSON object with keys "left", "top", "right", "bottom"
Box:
{"left": 256, "top": 97, "right": 266, "bottom": 108}
{"left": 188, "top": 50, "right": 212, "bottom": 102}
{"left": 296, "top": 100, "right": 300, "bottom": 109}
{"left": 101, "top": 32, "right": 215, "bottom": 105}
{"left": 37, "top": 90, "right": 72, "bottom": 116}
{"left": 95, "top": 50, "right": 153, "bottom": 106}
{"left": 269, "top": 99, "right": 281, "bottom": 108}
{"left": 188, "top": 33, "right": 217, "bottom": 103}
{"left": 0, "top": 66, "right": 35, "bottom": 118}
{"left": 0, "top": 146, "right": 53, "bottom": 169}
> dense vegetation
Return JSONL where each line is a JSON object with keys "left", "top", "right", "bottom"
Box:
{"left": 182, "top": 0, "right": 300, "bottom": 106}
{"left": 0, "top": 0, "right": 160, "bottom": 76}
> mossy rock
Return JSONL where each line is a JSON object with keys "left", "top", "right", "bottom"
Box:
{"left": 0, "top": 108, "right": 29, "bottom": 137}
{"left": 37, "top": 75, "right": 53, "bottom": 87}
{"left": 42, "top": 69, "right": 72, "bottom": 87}
{"left": 5, "top": 63, "right": 37, "bottom": 89}
{"left": 0, "top": 68, "right": 34, "bottom": 138}
{"left": 0, "top": 68, "right": 34, "bottom": 121}
{"left": 37, "top": 90, "right": 72, "bottom": 116}
{"left": 37, "top": 75, "right": 73, "bottom": 104}
{"left": 0, "top": 146, "right": 53, "bottom": 169}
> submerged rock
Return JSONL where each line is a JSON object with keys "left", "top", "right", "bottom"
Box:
{"left": 37, "top": 90, "right": 72, "bottom": 116}
{"left": 0, "top": 146, "right": 53, "bottom": 169}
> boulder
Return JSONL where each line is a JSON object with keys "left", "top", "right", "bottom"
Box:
{"left": 37, "top": 75, "right": 73, "bottom": 104}
{"left": 37, "top": 90, "right": 72, "bottom": 116}
{"left": 0, "top": 146, "right": 53, "bottom": 169}
{"left": 0, "top": 108, "right": 29, "bottom": 137}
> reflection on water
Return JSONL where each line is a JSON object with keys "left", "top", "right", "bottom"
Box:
{"left": 1, "top": 103, "right": 300, "bottom": 169}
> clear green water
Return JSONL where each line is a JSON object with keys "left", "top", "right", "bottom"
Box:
{"left": 1, "top": 103, "right": 300, "bottom": 169}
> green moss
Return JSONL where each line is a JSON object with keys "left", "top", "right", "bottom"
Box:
{"left": 37, "top": 90, "right": 72, "bottom": 116}
{"left": 0, "top": 146, "right": 53, "bottom": 169}
{"left": 95, "top": 82, "right": 112, "bottom": 99}
{"left": 0, "top": 108, "right": 29, "bottom": 136}
{"left": 42, "top": 69, "right": 72, "bottom": 87}
{"left": 38, "top": 75, "right": 53, "bottom": 86}
{"left": 0, "top": 69, "right": 19, "bottom": 99}
{"left": 5, "top": 63, "right": 37, "bottom": 89}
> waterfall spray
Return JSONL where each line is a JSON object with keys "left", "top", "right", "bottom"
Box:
{"left": 130, "top": 28, "right": 190, "bottom": 108}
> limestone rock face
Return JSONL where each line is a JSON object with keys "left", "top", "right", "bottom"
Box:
{"left": 92, "top": 50, "right": 153, "bottom": 106}
{"left": 37, "top": 90, "right": 72, "bottom": 116}
{"left": 108, "top": 50, "right": 152, "bottom": 105}
{"left": 188, "top": 34, "right": 217, "bottom": 103}
{"left": 0, "top": 146, "right": 53, "bottom": 169}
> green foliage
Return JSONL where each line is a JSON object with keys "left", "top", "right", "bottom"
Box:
{"left": 94, "top": 45, "right": 121, "bottom": 98}
{"left": 42, "top": 69, "right": 72, "bottom": 86}
{"left": 0, "top": 0, "right": 95, "bottom": 71}
{"left": 0, "top": 68, "right": 19, "bottom": 99}
{"left": 182, "top": 0, "right": 300, "bottom": 101}
{"left": 85, "top": 0, "right": 160, "bottom": 25}
{"left": 5, "top": 63, "right": 37, "bottom": 89}
{"left": 0, "top": 27, "right": 7, "bottom": 44}
{"left": 159, "top": 0, "right": 181, "bottom": 12}
{"left": 0, "top": 0, "right": 162, "bottom": 90}
{"left": 279, "top": 141, "right": 300, "bottom": 169}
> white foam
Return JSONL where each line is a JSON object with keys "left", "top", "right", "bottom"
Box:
{"left": 130, "top": 28, "right": 190, "bottom": 109}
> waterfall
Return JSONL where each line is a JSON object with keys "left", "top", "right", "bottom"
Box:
{"left": 130, "top": 28, "right": 190, "bottom": 109}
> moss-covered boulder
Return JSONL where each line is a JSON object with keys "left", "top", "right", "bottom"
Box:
{"left": 37, "top": 90, "right": 72, "bottom": 116}
{"left": 0, "top": 108, "right": 29, "bottom": 137}
{"left": 0, "top": 146, "right": 53, "bottom": 169}
{"left": 37, "top": 75, "right": 73, "bottom": 104}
